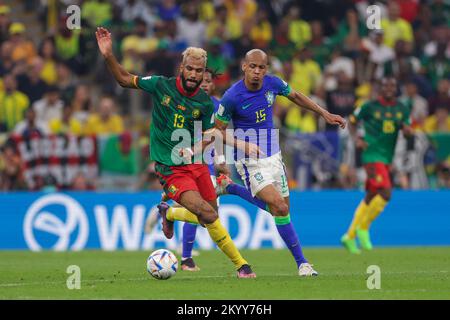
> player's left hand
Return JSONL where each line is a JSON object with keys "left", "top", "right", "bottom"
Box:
{"left": 323, "top": 112, "right": 346, "bottom": 129}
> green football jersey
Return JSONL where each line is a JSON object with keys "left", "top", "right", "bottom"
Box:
{"left": 353, "top": 99, "right": 411, "bottom": 164}
{"left": 135, "top": 75, "right": 215, "bottom": 166}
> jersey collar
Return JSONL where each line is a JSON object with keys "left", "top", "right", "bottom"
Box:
{"left": 378, "top": 97, "right": 397, "bottom": 106}
{"left": 176, "top": 76, "right": 200, "bottom": 97}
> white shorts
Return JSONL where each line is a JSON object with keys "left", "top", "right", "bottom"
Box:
{"left": 235, "top": 152, "right": 289, "bottom": 198}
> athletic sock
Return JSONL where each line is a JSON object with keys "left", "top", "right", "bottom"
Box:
{"left": 274, "top": 214, "right": 307, "bottom": 267}
{"left": 360, "top": 194, "right": 388, "bottom": 230}
{"left": 205, "top": 218, "right": 248, "bottom": 270}
{"left": 347, "top": 200, "right": 369, "bottom": 238}
{"left": 166, "top": 207, "right": 199, "bottom": 224}
{"left": 182, "top": 223, "right": 198, "bottom": 259}
{"left": 226, "top": 184, "right": 267, "bottom": 211}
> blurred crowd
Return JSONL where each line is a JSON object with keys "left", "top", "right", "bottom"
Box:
{"left": 0, "top": 0, "right": 449, "bottom": 192}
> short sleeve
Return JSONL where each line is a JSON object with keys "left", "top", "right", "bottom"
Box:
{"left": 135, "top": 75, "right": 161, "bottom": 93}
{"left": 215, "top": 92, "right": 235, "bottom": 124}
{"left": 271, "top": 75, "right": 291, "bottom": 97}
{"left": 353, "top": 102, "right": 370, "bottom": 122}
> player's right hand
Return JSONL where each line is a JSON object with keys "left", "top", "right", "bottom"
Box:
{"left": 95, "top": 27, "right": 113, "bottom": 58}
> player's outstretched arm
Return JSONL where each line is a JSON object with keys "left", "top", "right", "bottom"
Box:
{"left": 287, "top": 90, "right": 346, "bottom": 129}
{"left": 95, "top": 27, "right": 137, "bottom": 88}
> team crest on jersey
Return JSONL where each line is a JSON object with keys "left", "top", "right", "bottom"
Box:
{"left": 192, "top": 109, "right": 201, "bottom": 119}
{"left": 396, "top": 112, "right": 403, "bottom": 119}
{"left": 374, "top": 111, "right": 381, "bottom": 119}
{"left": 168, "top": 184, "right": 178, "bottom": 195}
{"left": 265, "top": 91, "right": 274, "bottom": 106}
{"left": 161, "top": 95, "right": 171, "bottom": 106}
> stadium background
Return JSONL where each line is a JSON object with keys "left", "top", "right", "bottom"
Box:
{"left": 0, "top": 0, "right": 449, "bottom": 252}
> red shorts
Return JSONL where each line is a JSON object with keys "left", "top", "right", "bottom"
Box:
{"left": 155, "top": 163, "right": 216, "bottom": 203}
{"left": 364, "top": 162, "right": 392, "bottom": 193}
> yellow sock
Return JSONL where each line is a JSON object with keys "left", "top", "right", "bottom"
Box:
{"left": 205, "top": 219, "right": 248, "bottom": 270}
{"left": 347, "top": 200, "right": 369, "bottom": 239}
{"left": 166, "top": 207, "right": 199, "bottom": 224}
{"left": 360, "top": 194, "right": 388, "bottom": 230}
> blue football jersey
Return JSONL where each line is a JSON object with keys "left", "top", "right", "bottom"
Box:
{"left": 216, "top": 74, "right": 291, "bottom": 159}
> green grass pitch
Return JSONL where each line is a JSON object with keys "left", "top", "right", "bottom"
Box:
{"left": 1, "top": 247, "right": 449, "bottom": 299}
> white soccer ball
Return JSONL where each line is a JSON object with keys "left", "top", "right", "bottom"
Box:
{"left": 147, "top": 249, "right": 178, "bottom": 280}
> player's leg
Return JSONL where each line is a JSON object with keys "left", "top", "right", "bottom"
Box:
{"left": 342, "top": 163, "right": 379, "bottom": 253}
{"left": 180, "top": 222, "right": 200, "bottom": 271}
{"left": 216, "top": 174, "right": 268, "bottom": 210}
{"left": 256, "top": 185, "right": 316, "bottom": 276}
{"left": 357, "top": 164, "right": 392, "bottom": 250}
{"left": 341, "top": 191, "right": 376, "bottom": 254}
{"left": 178, "top": 189, "right": 255, "bottom": 277}
{"left": 193, "top": 165, "right": 256, "bottom": 278}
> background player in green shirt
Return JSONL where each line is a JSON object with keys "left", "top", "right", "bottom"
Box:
{"left": 96, "top": 27, "right": 256, "bottom": 278}
{"left": 341, "top": 77, "right": 413, "bottom": 254}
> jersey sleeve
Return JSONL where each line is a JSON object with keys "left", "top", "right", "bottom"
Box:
{"left": 215, "top": 92, "right": 235, "bottom": 124}
{"left": 134, "top": 75, "right": 161, "bottom": 93}
{"left": 352, "top": 102, "right": 370, "bottom": 122}
{"left": 271, "top": 75, "right": 292, "bottom": 97}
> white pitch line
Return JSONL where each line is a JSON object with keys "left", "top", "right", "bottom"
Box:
{"left": 0, "top": 270, "right": 448, "bottom": 288}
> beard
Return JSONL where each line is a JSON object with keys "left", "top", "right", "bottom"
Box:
{"left": 181, "top": 74, "right": 202, "bottom": 93}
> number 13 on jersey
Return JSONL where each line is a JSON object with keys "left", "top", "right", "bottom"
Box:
{"left": 173, "top": 114, "right": 185, "bottom": 128}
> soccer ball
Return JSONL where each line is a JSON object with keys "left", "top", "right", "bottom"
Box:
{"left": 146, "top": 249, "right": 178, "bottom": 280}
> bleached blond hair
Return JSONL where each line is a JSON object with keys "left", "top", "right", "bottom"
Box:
{"left": 181, "top": 47, "right": 207, "bottom": 66}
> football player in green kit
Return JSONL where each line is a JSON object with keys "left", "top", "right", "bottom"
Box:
{"left": 342, "top": 77, "right": 413, "bottom": 254}
{"left": 96, "top": 27, "right": 256, "bottom": 278}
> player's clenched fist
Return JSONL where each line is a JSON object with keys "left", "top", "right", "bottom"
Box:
{"left": 95, "top": 27, "right": 113, "bottom": 58}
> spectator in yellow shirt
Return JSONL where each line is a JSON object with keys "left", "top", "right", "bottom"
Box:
{"left": 206, "top": 4, "right": 242, "bottom": 40}
{"left": 49, "top": 103, "right": 83, "bottom": 136}
{"left": 286, "top": 4, "right": 311, "bottom": 49}
{"left": 85, "top": 96, "right": 124, "bottom": 136}
{"left": 0, "top": 74, "right": 29, "bottom": 133}
{"left": 38, "top": 37, "right": 58, "bottom": 85}
{"left": 9, "top": 23, "right": 37, "bottom": 65}
{"left": 250, "top": 7, "right": 273, "bottom": 49}
{"left": 381, "top": 2, "right": 414, "bottom": 48}
{"left": 291, "top": 47, "right": 322, "bottom": 96}
{"left": 424, "top": 107, "right": 450, "bottom": 133}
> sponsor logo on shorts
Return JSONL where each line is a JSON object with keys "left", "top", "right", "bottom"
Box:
{"left": 168, "top": 184, "right": 178, "bottom": 195}
{"left": 254, "top": 172, "right": 264, "bottom": 183}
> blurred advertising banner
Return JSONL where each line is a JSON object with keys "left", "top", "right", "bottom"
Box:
{"left": 0, "top": 191, "right": 449, "bottom": 251}
{"left": 9, "top": 134, "right": 98, "bottom": 190}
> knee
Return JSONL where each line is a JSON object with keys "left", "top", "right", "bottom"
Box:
{"left": 196, "top": 203, "right": 218, "bottom": 225}
{"left": 270, "top": 200, "right": 289, "bottom": 217}
{"left": 379, "top": 189, "right": 391, "bottom": 201}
